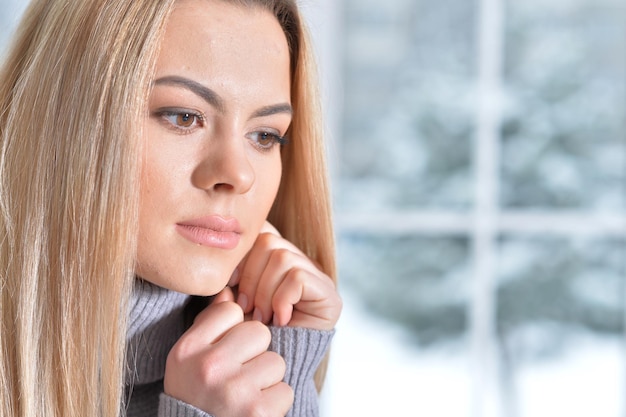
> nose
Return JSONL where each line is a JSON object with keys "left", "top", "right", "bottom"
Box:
{"left": 191, "top": 134, "right": 255, "bottom": 194}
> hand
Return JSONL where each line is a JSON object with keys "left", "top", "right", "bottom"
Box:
{"left": 164, "top": 287, "right": 294, "bottom": 417}
{"left": 230, "top": 221, "right": 342, "bottom": 331}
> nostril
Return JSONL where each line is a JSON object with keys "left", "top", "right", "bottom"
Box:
{"left": 213, "top": 183, "right": 234, "bottom": 191}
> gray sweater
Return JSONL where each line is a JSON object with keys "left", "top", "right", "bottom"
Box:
{"left": 125, "top": 280, "right": 334, "bottom": 417}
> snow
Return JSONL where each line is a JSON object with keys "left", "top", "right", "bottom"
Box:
{"left": 320, "top": 289, "right": 624, "bottom": 417}
{"left": 320, "top": 291, "right": 471, "bottom": 417}
{"left": 517, "top": 340, "right": 623, "bottom": 417}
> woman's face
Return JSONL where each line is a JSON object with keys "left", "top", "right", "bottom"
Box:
{"left": 136, "top": 0, "right": 292, "bottom": 295}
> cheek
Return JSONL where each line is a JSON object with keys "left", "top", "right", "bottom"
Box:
{"left": 244, "top": 151, "right": 282, "bottom": 231}
{"left": 262, "top": 152, "right": 283, "bottom": 207}
{"left": 138, "top": 156, "right": 166, "bottom": 221}
{"left": 138, "top": 127, "right": 190, "bottom": 214}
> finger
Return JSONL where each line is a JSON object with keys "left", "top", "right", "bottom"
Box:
{"left": 237, "top": 232, "right": 309, "bottom": 316}
{"left": 185, "top": 301, "right": 244, "bottom": 348}
{"left": 272, "top": 268, "right": 339, "bottom": 330}
{"left": 212, "top": 286, "right": 235, "bottom": 304}
{"left": 214, "top": 320, "right": 271, "bottom": 364}
{"left": 240, "top": 350, "right": 286, "bottom": 388}
{"left": 260, "top": 220, "right": 324, "bottom": 270}
{"left": 260, "top": 220, "right": 281, "bottom": 236}
{"left": 260, "top": 382, "right": 294, "bottom": 417}
{"left": 252, "top": 249, "right": 321, "bottom": 325}
{"left": 235, "top": 232, "right": 275, "bottom": 314}
{"left": 227, "top": 265, "right": 241, "bottom": 287}
{"left": 271, "top": 269, "right": 307, "bottom": 327}
{"left": 231, "top": 221, "right": 280, "bottom": 299}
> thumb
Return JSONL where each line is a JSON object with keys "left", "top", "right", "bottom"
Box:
{"left": 212, "top": 286, "right": 236, "bottom": 304}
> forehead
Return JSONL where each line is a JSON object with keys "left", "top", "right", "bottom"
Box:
{"left": 155, "top": 0, "right": 291, "bottom": 103}
{"left": 162, "top": 0, "right": 287, "bottom": 64}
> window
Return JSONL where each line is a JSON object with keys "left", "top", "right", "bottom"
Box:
{"left": 306, "top": 0, "right": 626, "bottom": 415}
{"left": 2, "top": 1, "right": 624, "bottom": 415}
{"left": 0, "top": 0, "right": 27, "bottom": 50}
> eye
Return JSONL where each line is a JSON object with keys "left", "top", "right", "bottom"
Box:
{"left": 248, "top": 131, "right": 289, "bottom": 151}
{"left": 173, "top": 113, "right": 196, "bottom": 128}
{"left": 153, "top": 108, "right": 204, "bottom": 133}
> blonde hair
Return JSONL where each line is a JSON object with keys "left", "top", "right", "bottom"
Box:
{"left": 0, "top": 1, "right": 175, "bottom": 415}
{"left": 262, "top": 0, "right": 337, "bottom": 390}
{"left": 0, "top": 0, "right": 335, "bottom": 415}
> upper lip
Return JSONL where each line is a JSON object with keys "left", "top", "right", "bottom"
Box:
{"left": 177, "top": 215, "right": 242, "bottom": 233}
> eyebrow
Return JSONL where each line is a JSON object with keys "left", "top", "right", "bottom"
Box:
{"left": 251, "top": 103, "right": 293, "bottom": 119}
{"left": 153, "top": 75, "right": 293, "bottom": 119}
{"left": 153, "top": 76, "right": 225, "bottom": 113}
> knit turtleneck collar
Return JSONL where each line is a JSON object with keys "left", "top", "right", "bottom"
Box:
{"left": 126, "top": 280, "right": 191, "bottom": 385}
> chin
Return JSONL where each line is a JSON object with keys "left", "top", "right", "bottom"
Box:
{"left": 167, "top": 275, "right": 227, "bottom": 297}
{"left": 184, "top": 265, "right": 237, "bottom": 296}
{"left": 136, "top": 268, "right": 230, "bottom": 297}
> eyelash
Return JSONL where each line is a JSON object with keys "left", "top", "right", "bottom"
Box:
{"left": 247, "top": 131, "right": 289, "bottom": 152}
{"left": 155, "top": 109, "right": 205, "bottom": 134}
{"left": 154, "top": 108, "right": 289, "bottom": 151}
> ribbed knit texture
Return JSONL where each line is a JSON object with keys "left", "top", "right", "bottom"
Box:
{"left": 124, "top": 280, "right": 334, "bottom": 417}
{"left": 125, "top": 280, "right": 191, "bottom": 416}
{"left": 158, "top": 395, "right": 212, "bottom": 417}
{"left": 270, "top": 328, "right": 334, "bottom": 417}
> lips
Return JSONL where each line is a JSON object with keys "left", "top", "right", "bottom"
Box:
{"left": 175, "top": 216, "right": 241, "bottom": 249}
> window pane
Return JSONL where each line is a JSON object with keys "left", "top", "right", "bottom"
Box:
{"left": 339, "top": 234, "right": 471, "bottom": 344}
{"left": 338, "top": 0, "right": 477, "bottom": 212}
{"left": 496, "top": 236, "right": 625, "bottom": 415}
{"left": 0, "top": 1, "right": 28, "bottom": 49}
{"left": 330, "top": 233, "right": 473, "bottom": 415}
{"left": 501, "top": 0, "right": 626, "bottom": 210}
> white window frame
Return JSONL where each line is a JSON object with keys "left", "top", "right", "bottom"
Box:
{"left": 305, "top": 0, "right": 626, "bottom": 416}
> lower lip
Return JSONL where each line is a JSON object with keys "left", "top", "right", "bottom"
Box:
{"left": 175, "top": 224, "right": 241, "bottom": 249}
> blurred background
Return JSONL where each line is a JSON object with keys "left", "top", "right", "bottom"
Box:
{"left": 2, "top": 0, "right": 625, "bottom": 416}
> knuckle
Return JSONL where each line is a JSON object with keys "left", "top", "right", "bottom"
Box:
{"left": 167, "top": 335, "right": 194, "bottom": 365}
{"left": 281, "top": 382, "right": 295, "bottom": 403}
{"left": 194, "top": 299, "right": 242, "bottom": 323}
{"left": 275, "top": 382, "right": 295, "bottom": 412}
{"left": 265, "top": 351, "right": 287, "bottom": 373}
{"left": 285, "top": 267, "right": 307, "bottom": 285}
{"left": 270, "top": 247, "right": 293, "bottom": 266}
{"left": 197, "top": 350, "right": 228, "bottom": 385}
{"left": 257, "top": 231, "right": 277, "bottom": 248}
{"left": 246, "top": 320, "right": 271, "bottom": 344}
{"left": 214, "top": 300, "right": 244, "bottom": 321}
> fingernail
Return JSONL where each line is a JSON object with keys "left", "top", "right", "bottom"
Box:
{"left": 237, "top": 293, "right": 248, "bottom": 311}
{"left": 253, "top": 307, "right": 263, "bottom": 322}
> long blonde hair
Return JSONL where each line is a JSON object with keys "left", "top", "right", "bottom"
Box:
{"left": 261, "top": 0, "right": 337, "bottom": 390}
{"left": 0, "top": 0, "right": 335, "bottom": 415}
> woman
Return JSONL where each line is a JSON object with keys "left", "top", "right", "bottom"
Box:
{"left": 0, "top": 0, "right": 341, "bottom": 416}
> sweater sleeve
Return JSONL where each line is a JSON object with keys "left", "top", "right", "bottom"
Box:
{"left": 269, "top": 327, "right": 335, "bottom": 417}
{"left": 155, "top": 327, "right": 334, "bottom": 417}
{"left": 158, "top": 393, "right": 215, "bottom": 417}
